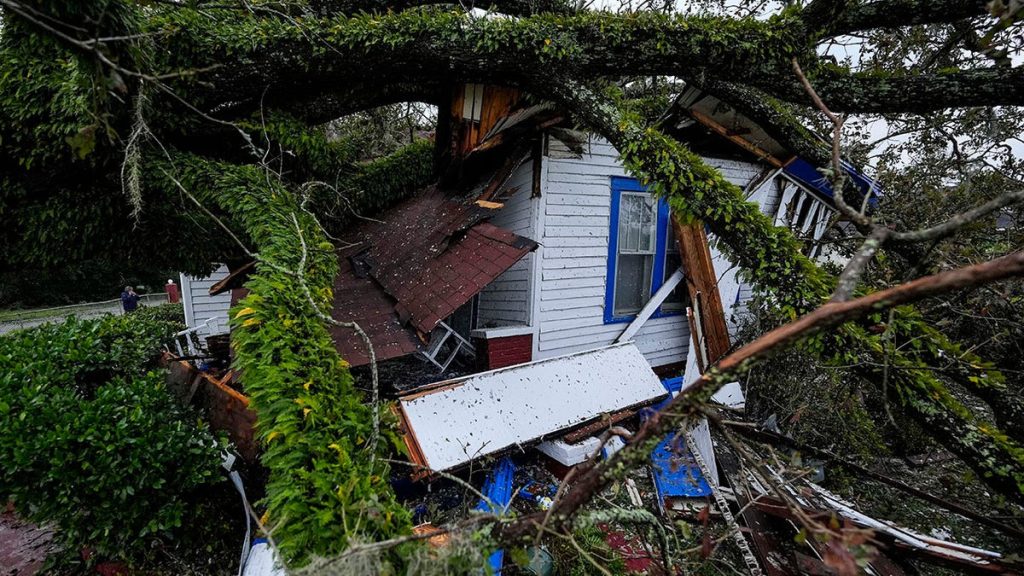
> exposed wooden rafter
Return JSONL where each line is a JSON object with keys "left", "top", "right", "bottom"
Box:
{"left": 689, "top": 109, "right": 789, "bottom": 168}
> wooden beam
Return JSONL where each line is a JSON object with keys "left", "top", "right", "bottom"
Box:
{"left": 674, "top": 216, "right": 731, "bottom": 365}
{"left": 475, "top": 140, "right": 532, "bottom": 203}
{"left": 689, "top": 109, "right": 786, "bottom": 168}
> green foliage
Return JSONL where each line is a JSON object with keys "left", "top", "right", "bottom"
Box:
{"left": 618, "top": 123, "right": 831, "bottom": 314}
{"left": 165, "top": 153, "right": 411, "bottom": 567}
{"left": 555, "top": 525, "right": 628, "bottom": 576}
{"left": 249, "top": 114, "right": 435, "bottom": 232}
{"left": 608, "top": 110, "right": 1024, "bottom": 499}
{"left": 246, "top": 113, "right": 363, "bottom": 181}
{"left": 343, "top": 138, "right": 435, "bottom": 217}
{"left": 0, "top": 314, "right": 221, "bottom": 560}
{"left": 133, "top": 302, "right": 187, "bottom": 330}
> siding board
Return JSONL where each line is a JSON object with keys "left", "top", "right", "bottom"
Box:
{"left": 181, "top": 264, "right": 232, "bottom": 338}
{"left": 535, "top": 137, "right": 698, "bottom": 367}
{"left": 476, "top": 160, "right": 538, "bottom": 328}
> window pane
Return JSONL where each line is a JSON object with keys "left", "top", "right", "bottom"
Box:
{"left": 614, "top": 254, "right": 653, "bottom": 316}
{"left": 619, "top": 193, "right": 656, "bottom": 255}
{"left": 618, "top": 200, "right": 631, "bottom": 251}
{"left": 613, "top": 191, "right": 658, "bottom": 317}
{"left": 639, "top": 196, "right": 655, "bottom": 251}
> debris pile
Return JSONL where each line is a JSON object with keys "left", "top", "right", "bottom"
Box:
{"left": 387, "top": 343, "right": 1018, "bottom": 574}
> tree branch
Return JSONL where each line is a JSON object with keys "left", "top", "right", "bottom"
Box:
{"left": 816, "top": 0, "right": 990, "bottom": 38}
{"left": 501, "top": 250, "right": 1024, "bottom": 542}
{"left": 308, "top": 0, "right": 578, "bottom": 16}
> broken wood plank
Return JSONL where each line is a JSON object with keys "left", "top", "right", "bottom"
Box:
{"left": 724, "top": 423, "right": 1024, "bottom": 541}
{"left": 674, "top": 217, "right": 731, "bottom": 365}
{"left": 689, "top": 109, "right": 786, "bottom": 168}
{"left": 475, "top": 140, "right": 532, "bottom": 203}
{"left": 616, "top": 268, "right": 684, "bottom": 344}
{"left": 752, "top": 495, "right": 1017, "bottom": 575}
{"left": 397, "top": 343, "right": 667, "bottom": 472}
{"left": 562, "top": 410, "right": 634, "bottom": 445}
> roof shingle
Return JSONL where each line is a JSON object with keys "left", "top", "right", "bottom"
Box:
{"left": 331, "top": 187, "right": 537, "bottom": 366}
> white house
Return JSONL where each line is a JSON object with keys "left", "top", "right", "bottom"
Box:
{"left": 182, "top": 84, "right": 868, "bottom": 383}
{"left": 459, "top": 85, "right": 850, "bottom": 377}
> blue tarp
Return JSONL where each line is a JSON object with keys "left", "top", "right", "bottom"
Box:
{"left": 475, "top": 456, "right": 516, "bottom": 574}
{"left": 646, "top": 378, "right": 712, "bottom": 513}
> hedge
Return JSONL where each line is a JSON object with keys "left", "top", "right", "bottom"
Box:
{"left": 0, "top": 314, "right": 222, "bottom": 560}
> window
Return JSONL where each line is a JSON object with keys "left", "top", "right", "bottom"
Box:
{"left": 461, "top": 84, "right": 484, "bottom": 122}
{"left": 613, "top": 192, "right": 657, "bottom": 316}
{"left": 605, "top": 177, "right": 687, "bottom": 323}
{"left": 660, "top": 223, "right": 686, "bottom": 312}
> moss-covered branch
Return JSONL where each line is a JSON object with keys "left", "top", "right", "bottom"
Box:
{"left": 540, "top": 80, "right": 1024, "bottom": 501}
{"left": 154, "top": 152, "right": 412, "bottom": 568}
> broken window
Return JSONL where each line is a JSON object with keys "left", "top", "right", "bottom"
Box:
{"left": 606, "top": 177, "right": 686, "bottom": 322}
{"left": 660, "top": 223, "right": 686, "bottom": 312}
{"left": 774, "top": 181, "right": 836, "bottom": 258}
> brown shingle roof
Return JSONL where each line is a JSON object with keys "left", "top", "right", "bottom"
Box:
{"left": 331, "top": 187, "right": 537, "bottom": 366}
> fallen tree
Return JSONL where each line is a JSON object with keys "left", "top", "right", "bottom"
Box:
{"left": 1, "top": 0, "right": 1022, "bottom": 570}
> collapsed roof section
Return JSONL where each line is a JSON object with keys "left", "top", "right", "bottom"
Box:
{"left": 395, "top": 343, "right": 668, "bottom": 472}
{"left": 671, "top": 86, "right": 881, "bottom": 207}
{"left": 330, "top": 187, "right": 537, "bottom": 366}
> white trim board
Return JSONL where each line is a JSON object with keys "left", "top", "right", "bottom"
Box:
{"left": 616, "top": 267, "right": 684, "bottom": 344}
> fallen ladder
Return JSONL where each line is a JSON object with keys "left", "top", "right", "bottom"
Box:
{"left": 685, "top": 432, "right": 763, "bottom": 575}
{"left": 170, "top": 317, "right": 220, "bottom": 363}
{"left": 421, "top": 321, "right": 475, "bottom": 372}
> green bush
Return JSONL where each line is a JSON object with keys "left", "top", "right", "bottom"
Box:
{"left": 132, "top": 301, "right": 186, "bottom": 330}
{"left": 0, "top": 314, "right": 222, "bottom": 559}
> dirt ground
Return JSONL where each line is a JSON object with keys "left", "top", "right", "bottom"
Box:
{"left": 0, "top": 507, "right": 53, "bottom": 576}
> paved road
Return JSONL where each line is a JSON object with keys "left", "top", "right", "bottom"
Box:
{"left": 0, "top": 508, "right": 53, "bottom": 576}
{"left": 0, "top": 294, "right": 167, "bottom": 335}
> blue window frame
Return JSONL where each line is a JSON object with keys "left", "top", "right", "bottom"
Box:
{"left": 605, "top": 177, "right": 685, "bottom": 324}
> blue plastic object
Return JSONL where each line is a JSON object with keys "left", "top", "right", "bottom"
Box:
{"left": 640, "top": 376, "right": 682, "bottom": 419}
{"left": 475, "top": 457, "right": 516, "bottom": 574}
{"left": 519, "top": 480, "right": 557, "bottom": 504}
{"left": 783, "top": 157, "right": 881, "bottom": 208}
{"left": 661, "top": 376, "right": 684, "bottom": 395}
{"left": 651, "top": 433, "right": 712, "bottom": 499}
{"left": 646, "top": 378, "right": 711, "bottom": 512}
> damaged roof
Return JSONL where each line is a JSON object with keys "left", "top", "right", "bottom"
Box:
{"left": 331, "top": 187, "right": 537, "bottom": 366}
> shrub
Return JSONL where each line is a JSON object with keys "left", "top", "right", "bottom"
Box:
{"left": 0, "top": 314, "right": 222, "bottom": 560}
{"left": 132, "top": 301, "right": 186, "bottom": 329}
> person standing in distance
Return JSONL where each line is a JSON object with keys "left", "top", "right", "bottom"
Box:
{"left": 121, "top": 286, "right": 140, "bottom": 313}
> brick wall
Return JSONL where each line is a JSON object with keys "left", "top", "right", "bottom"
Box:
{"left": 475, "top": 333, "right": 532, "bottom": 370}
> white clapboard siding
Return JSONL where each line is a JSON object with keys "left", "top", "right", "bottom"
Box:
{"left": 476, "top": 160, "right": 538, "bottom": 328}
{"left": 535, "top": 137, "right": 765, "bottom": 367}
{"left": 180, "top": 264, "right": 232, "bottom": 338}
